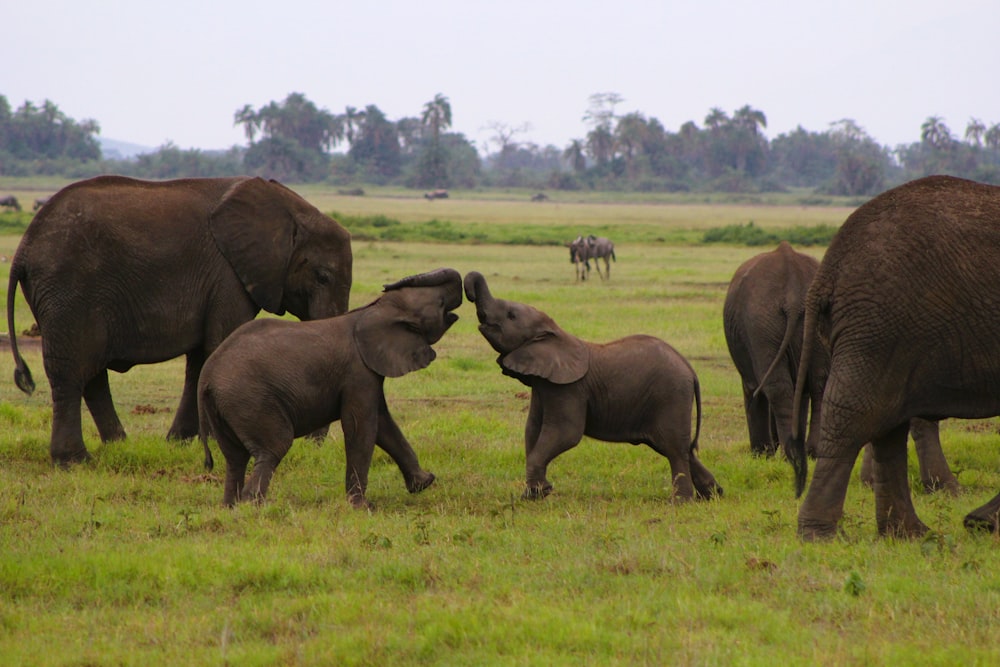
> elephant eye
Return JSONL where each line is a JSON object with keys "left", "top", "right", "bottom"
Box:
{"left": 314, "top": 268, "right": 331, "bottom": 285}
{"left": 507, "top": 310, "right": 516, "bottom": 321}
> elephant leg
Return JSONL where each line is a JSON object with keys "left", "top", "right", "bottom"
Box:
{"left": 241, "top": 448, "right": 286, "bottom": 504}
{"left": 689, "top": 451, "right": 723, "bottom": 500}
{"left": 871, "top": 422, "right": 928, "bottom": 538}
{"left": 341, "top": 408, "right": 378, "bottom": 509}
{"left": 222, "top": 448, "right": 250, "bottom": 507}
{"left": 46, "top": 374, "right": 91, "bottom": 465}
{"left": 522, "top": 393, "right": 581, "bottom": 499}
{"left": 524, "top": 435, "right": 579, "bottom": 499}
{"left": 83, "top": 369, "right": 127, "bottom": 443}
{"left": 963, "top": 492, "right": 1000, "bottom": 533}
{"left": 743, "top": 386, "right": 774, "bottom": 456}
{"left": 798, "top": 455, "right": 857, "bottom": 540}
{"left": 764, "top": 383, "right": 797, "bottom": 459}
{"left": 910, "top": 418, "right": 959, "bottom": 495}
{"left": 167, "top": 351, "right": 204, "bottom": 441}
{"left": 374, "top": 402, "right": 435, "bottom": 494}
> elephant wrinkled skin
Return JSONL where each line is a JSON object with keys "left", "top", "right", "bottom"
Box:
{"left": 464, "top": 271, "right": 721, "bottom": 501}
{"left": 790, "top": 175, "right": 1000, "bottom": 539}
{"left": 6, "top": 175, "right": 352, "bottom": 465}
{"left": 199, "top": 268, "right": 462, "bottom": 509}
{"left": 724, "top": 242, "right": 957, "bottom": 495}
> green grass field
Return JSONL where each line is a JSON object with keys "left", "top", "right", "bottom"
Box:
{"left": 1, "top": 186, "right": 999, "bottom": 665}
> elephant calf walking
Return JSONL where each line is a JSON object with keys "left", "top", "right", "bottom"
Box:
{"left": 464, "top": 271, "right": 722, "bottom": 501}
{"left": 198, "top": 268, "right": 463, "bottom": 509}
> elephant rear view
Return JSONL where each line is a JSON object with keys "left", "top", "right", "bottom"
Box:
{"left": 6, "top": 175, "right": 352, "bottom": 465}
{"left": 790, "top": 175, "right": 1000, "bottom": 539}
{"left": 723, "top": 241, "right": 825, "bottom": 467}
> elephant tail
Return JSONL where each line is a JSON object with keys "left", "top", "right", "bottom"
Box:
{"left": 752, "top": 305, "right": 801, "bottom": 400}
{"left": 788, "top": 296, "right": 824, "bottom": 498}
{"left": 6, "top": 262, "right": 35, "bottom": 396}
{"left": 690, "top": 374, "right": 702, "bottom": 452}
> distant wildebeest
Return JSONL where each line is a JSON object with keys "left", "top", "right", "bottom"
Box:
{"left": 585, "top": 235, "right": 616, "bottom": 280}
{"left": 531, "top": 192, "right": 548, "bottom": 202}
{"left": 568, "top": 234, "right": 616, "bottom": 282}
{"left": 33, "top": 197, "right": 50, "bottom": 212}
{"left": 568, "top": 235, "right": 592, "bottom": 281}
{"left": 0, "top": 195, "right": 21, "bottom": 212}
{"left": 424, "top": 189, "right": 449, "bottom": 200}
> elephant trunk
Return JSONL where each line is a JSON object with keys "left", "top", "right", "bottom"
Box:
{"left": 463, "top": 271, "right": 493, "bottom": 305}
{"left": 386, "top": 267, "right": 463, "bottom": 311}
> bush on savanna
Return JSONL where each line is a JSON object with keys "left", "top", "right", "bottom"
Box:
{"left": 701, "top": 221, "right": 838, "bottom": 246}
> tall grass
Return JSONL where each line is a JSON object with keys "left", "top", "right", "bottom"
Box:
{"left": 1, "top": 193, "right": 999, "bottom": 665}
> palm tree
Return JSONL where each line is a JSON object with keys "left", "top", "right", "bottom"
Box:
{"left": 419, "top": 93, "right": 453, "bottom": 187}
{"left": 986, "top": 123, "right": 1000, "bottom": 151}
{"left": 704, "top": 107, "right": 729, "bottom": 132}
{"left": 733, "top": 105, "right": 767, "bottom": 136}
{"left": 731, "top": 105, "right": 768, "bottom": 174}
{"left": 421, "top": 93, "right": 452, "bottom": 141}
{"left": 233, "top": 104, "right": 259, "bottom": 144}
{"left": 965, "top": 118, "right": 986, "bottom": 147}
{"left": 921, "top": 116, "right": 952, "bottom": 149}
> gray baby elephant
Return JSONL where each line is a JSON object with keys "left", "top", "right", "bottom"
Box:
{"left": 464, "top": 271, "right": 722, "bottom": 501}
{"left": 198, "top": 268, "right": 463, "bottom": 509}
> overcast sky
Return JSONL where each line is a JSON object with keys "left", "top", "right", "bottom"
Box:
{"left": 5, "top": 0, "right": 998, "bottom": 154}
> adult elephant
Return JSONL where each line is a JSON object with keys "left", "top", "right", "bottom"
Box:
{"left": 7, "top": 175, "right": 353, "bottom": 465}
{"left": 724, "top": 241, "right": 826, "bottom": 460}
{"left": 725, "top": 242, "right": 958, "bottom": 492}
{"left": 789, "top": 175, "right": 1000, "bottom": 539}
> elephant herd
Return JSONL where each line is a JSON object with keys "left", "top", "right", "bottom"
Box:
{"left": 8, "top": 174, "right": 1000, "bottom": 540}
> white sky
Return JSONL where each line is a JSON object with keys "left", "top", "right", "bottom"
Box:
{"left": 4, "top": 0, "right": 998, "bottom": 154}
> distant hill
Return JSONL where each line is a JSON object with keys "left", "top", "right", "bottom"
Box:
{"left": 99, "top": 137, "right": 155, "bottom": 160}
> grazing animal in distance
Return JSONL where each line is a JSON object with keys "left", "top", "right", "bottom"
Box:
{"left": 568, "top": 235, "right": 591, "bottom": 281}
{"left": 584, "top": 235, "right": 616, "bottom": 280}
{"left": 424, "top": 189, "right": 449, "bottom": 200}
{"left": 0, "top": 195, "right": 21, "bottom": 212}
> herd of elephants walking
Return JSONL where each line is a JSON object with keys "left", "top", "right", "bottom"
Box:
{"left": 7, "top": 173, "right": 1000, "bottom": 540}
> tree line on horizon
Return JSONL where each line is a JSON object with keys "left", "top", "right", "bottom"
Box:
{"left": 2, "top": 91, "right": 999, "bottom": 196}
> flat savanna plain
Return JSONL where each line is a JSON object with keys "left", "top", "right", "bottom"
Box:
{"left": 1, "top": 185, "right": 999, "bottom": 666}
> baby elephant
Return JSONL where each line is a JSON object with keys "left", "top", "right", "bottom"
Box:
{"left": 199, "top": 268, "right": 463, "bottom": 509}
{"left": 464, "top": 271, "right": 722, "bottom": 501}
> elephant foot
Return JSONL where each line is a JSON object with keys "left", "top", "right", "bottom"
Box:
{"left": 877, "top": 515, "right": 929, "bottom": 539}
{"left": 696, "top": 481, "right": 724, "bottom": 500}
{"left": 797, "top": 518, "right": 840, "bottom": 542}
{"left": 923, "top": 476, "right": 960, "bottom": 496}
{"left": 406, "top": 471, "right": 436, "bottom": 494}
{"left": 963, "top": 511, "right": 999, "bottom": 534}
{"left": 522, "top": 482, "right": 553, "bottom": 500}
{"left": 51, "top": 446, "right": 92, "bottom": 468}
{"left": 166, "top": 427, "right": 196, "bottom": 442}
{"left": 348, "top": 495, "right": 375, "bottom": 511}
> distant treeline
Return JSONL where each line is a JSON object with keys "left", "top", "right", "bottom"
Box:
{"left": 3, "top": 92, "right": 1000, "bottom": 196}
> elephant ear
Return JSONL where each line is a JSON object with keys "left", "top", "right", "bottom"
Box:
{"left": 502, "top": 331, "right": 589, "bottom": 384}
{"left": 209, "top": 178, "right": 294, "bottom": 314}
{"left": 354, "top": 304, "right": 436, "bottom": 378}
